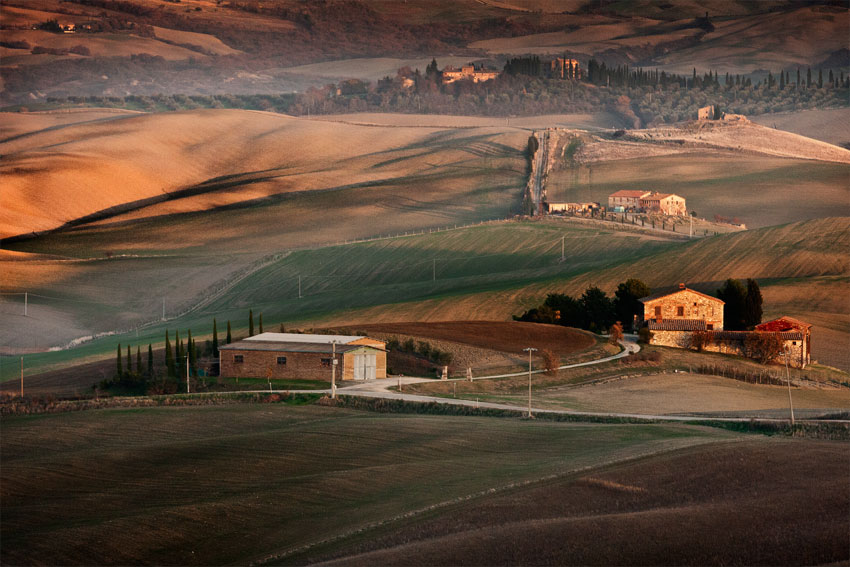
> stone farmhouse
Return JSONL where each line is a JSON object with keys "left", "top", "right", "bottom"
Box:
{"left": 220, "top": 333, "right": 387, "bottom": 381}
{"left": 442, "top": 64, "right": 500, "bottom": 84}
{"left": 640, "top": 285, "right": 812, "bottom": 367}
{"left": 698, "top": 105, "right": 715, "bottom": 120}
{"left": 608, "top": 190, "right": 687, "bottom": 216}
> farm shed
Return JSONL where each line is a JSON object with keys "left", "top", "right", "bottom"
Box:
{"left": 755, "top": 317, "right": 811, "bottom": 368}
{"left": 220, "top": 333, "right": 387, "bottom": 381}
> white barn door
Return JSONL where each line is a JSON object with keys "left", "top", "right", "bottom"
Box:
{"left": 353, "top": 354, "right": 364, "bottom": 380}
{"left": 366, "top": 354, "right": 376, "bottom": 380}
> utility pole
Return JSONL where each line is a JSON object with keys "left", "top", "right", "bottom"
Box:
{"left": 523, "top": 347, "right": 537, "bottom": 418}
{"left": 186, "top": 356, "right": 190, "bottom": 394}
{"left": 784, "top": 346, "right": 795, "bottom": 426}
{"left": 331, "top": 341, "right": 338, "bottom": 399}
{"left": 432, "top": 258, "right": 436, "bottom": 281}
{"left": 298, "top": 276, "right": 302, "bottom": 299}
{"left": 560, "top": 236, "right": 565, "bottom": 262}
{"left": 689, "top": 214, "right": 693, "bottom": 238}
{"left": 162, "top": 298, "right": 165, "bottom": 321}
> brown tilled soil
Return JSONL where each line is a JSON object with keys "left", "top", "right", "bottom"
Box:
{"left": 313, "top": 439, "right": 850, "bottom": 566}
{"left": 358, "top": 321, "right": 596, "bottom": 356}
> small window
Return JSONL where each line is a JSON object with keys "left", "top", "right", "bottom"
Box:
{"left": 792, "top": 341, "right": 797, "bottom": 346}
{"left": 676, "top": 306, "right": 684, "bottom": 317}
{"left": 693, "top": 302, "right": 697, "bottom": 307}
{"left": 654, "top": 306, "right": 661, "bottom": 318}
{"left": 277, "top": 356, "right": 287, "bottom": 365}
{"left": 234, "top": 354, "right": 243, "bottom": 363}
{"left": 321, "top": 358, "right": 332, "bottom": 367}
{"left": 707, "top": 324, "right": 714, "bottom": 331}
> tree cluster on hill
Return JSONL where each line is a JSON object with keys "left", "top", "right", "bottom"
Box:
{"left": 514, "top": 279, "right": 650, "bottom": 334}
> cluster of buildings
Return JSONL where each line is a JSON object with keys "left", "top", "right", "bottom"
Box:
{"left": 546, "top": 190, "right": 688, "bottom": 217}
{"left": 640, "top": 284, "right": 811, "bottom": 368}
{"left": 441, "top": 64, "right": 500, "bottom": 84}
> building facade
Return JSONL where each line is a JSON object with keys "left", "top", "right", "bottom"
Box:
{"left": 220, "top": 333, "right": 387, "bottom": 381}
{"left": 608, "top": 190, "right": 650, "bottom": 211}
{"left": 549, "top": 58, "right": 581, "bottom": 79}
{"left": 755, "top": 317, "right": 811, "bottom": 368}
{"left": 546, "top": 201, "right": 599, "bottom": 214}
{"left": 639, "top": 192, "right": 687, "bottom": 216}
{"left": 442, "top": 65, "right": 500, "bottom": 84}
{"left": 641, "top": 284, "right": 724, "bottom": 331}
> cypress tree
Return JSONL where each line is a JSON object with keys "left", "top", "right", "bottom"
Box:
{"left": 744, "top": 279, "right": 764, "bottom": 329}
{"left": 806, "top": 67, "right": 811, "bottom": 88}
{"left": 165, "top": 331, "right": 174, "bottom": 377}
{"left": 717, "top": 279, "right": 748, "bottom": 331}
{"left": 212, "top": 318, "right": 219, "bottom": 357}
{"left": 136, "top": 346, "right": 142, "bottom": 375}
{"left": 127, "top": 345, "right": 132, "bottom": 374}
{"left": 817, "top": 68, "right": 823, "bottom": 88}
{"left": 249, "top": 310, "right": 254, "bottom": 337}
{"left": 176, "top": 330, "right": 183, "bottom": 378}
{"left": 226, "top": 321, "right": 232, "bottom": 344}
{"left": 116, "top": 343, "right": 123, "bottom": 377}
{"left": 779, "top": 70, "right": 784, "bottom": 90}
{"left": 147, "top": 344, "right": 154, "bottom": 378}
{"left": 796, "top": 68, "right": 800, "bottom": 86}
{"left": 188, "top": 330, "right": 196, "bottom": 376}
{"left": 259, "top": 313, "right": 263, "bottom": 334}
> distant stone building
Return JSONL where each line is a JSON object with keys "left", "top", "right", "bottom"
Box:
{"left": 546, "top": 202, "right": 599, "bottom": 214}
{"left": 442, "top": 64, "right": 500, "bottom": 84}
{"left": 640, "top": 192, "right": 687, "bottom": 216}
{"left": 607, "top": 190, "right": 686, "bottom": 216}
{"left": 698, "top": 105, "right": 715, "bottom": 120}
{"left": 220, "top": 333, "right": 387, "bottom": 381}
{"left": 549, "top": 58, "right": 581, "bottom": 80}
{"left": 608, "top": 190, "right": 650, "bottom": 211}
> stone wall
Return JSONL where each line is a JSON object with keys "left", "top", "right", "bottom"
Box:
{"left": 221, "top": 349, "right": 335, "bottom": 380}
{"left": 649, "top": 330, "right": 809, "bottom": 367}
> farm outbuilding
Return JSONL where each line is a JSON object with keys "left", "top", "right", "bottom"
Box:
{"left": 220, "top": 333, "right": 387, "bottom": 381}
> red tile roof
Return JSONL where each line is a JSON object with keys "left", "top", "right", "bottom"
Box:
{"left": 609, "top": 190, "right": 650, "bottom": 198}
{"left": 755, "top": 316, "right": 812, "bottom": 332}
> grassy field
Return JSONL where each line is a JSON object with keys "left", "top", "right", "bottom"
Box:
{"left": 0, "top": 403, "right": 741, "bottom": 565}
{"left": 547, "top": 152, "right": 850, "bottom": 229}
{"left": 296, "top": 438, "right": 849, "bottom": 566}
{"left": 750, "top": 108, "right": 850, "bottom": 147}
{"left": 0, "top": 220, "right": 676, "bottom": 373}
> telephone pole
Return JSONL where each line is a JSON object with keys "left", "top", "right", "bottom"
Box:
{"left": 298, "top": 276, "right": 302, "bottom": 299}
{"left": 331, "top": 340, "right": 338, "bottom": 399}
{"left": 523, "top": 347, "right": 537, "bottom": 418}
{"left": 432, "top": 258, "right": 436, "bottom": 281}
{"left": 784, "top": 346, "right": 795, "bottom": 426}
{"left": 186, "top": 356, "right": 190, "bottom": 394}
{"left": 560, "top": 236, "right": 565, "bottom": 262}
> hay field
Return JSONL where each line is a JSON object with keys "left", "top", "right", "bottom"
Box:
{"left": 548, "top": 152, "right": 850, "bottom": 229}
{"left": 0, "top": 404, "right": 736, "bottom": 565}
{"left": 468, "top": 372, "right": 850, "bottom": 418}
{"left": 304, "top": 439, "right": 849, "bottom": 566}
{"left": 0, "top": 108, "right": 528, "bottom": 239}
{"left": 750, "top": 108, "right": 850, "bottom": 147}
{"left": 0, "top": 108, "right": 143, "bottom": 140}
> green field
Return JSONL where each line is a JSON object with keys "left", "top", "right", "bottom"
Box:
{"left": 546, "top": 153, "right": 850, "bottom": 228}
{"left": 0, "top": 403, "right": 739, "bottom": 565}
{"left": 0, "top": 221, "right": 677, "bottom": 382}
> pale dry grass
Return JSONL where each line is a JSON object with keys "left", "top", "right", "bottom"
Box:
{"left": 310, "top": 112, "right": 619, "bottom": 130}
{"left": 750, "top": 108, "right": 850, "bottom": 147}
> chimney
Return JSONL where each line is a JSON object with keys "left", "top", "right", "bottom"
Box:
{"left": 679, "top": 283, "right": 686, "bottom": 290}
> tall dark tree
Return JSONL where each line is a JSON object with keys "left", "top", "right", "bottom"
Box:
{"left": 817, "top": 68, "right": 823, "bottom": 88}
{"left": 212, "top": 318, "right": 219, "bottom": 358}
{"left": 806, "top": 67, "right": 812, "bottom": 88}
{"left": 779, "top": 70, "right": 785, "bottom": 90}
{"left": 175, "top": 330, "right": 183, "bottom": 378}
{"left": 136, "top": 346, "right": 142, "bottom": 375}
{"left": 188, "top": 330, "right": 196, "bottom": 377}
{"left": 165, "top": 330, "right": 174, "bottom": 377}
{"left": 116, "top": 343, "right": 123, "bottom": 377}
{"left": 614, "top": 279, "right": 651, "bottom": 331}
{"left": 147, "top": 344, "right": 154, "bottom": 378}
{"left": 580, "top": 286, "right": 616, "bottom": 332}
{"left": 543, "top": 293, "right": 585, "bottom": 328}
{"left": 249, "top": 310, "right": 254, "bottom": 337}
{"left": 127, "top": 345, "right": 132, "bottom": 375}
{"left": 796, "top": 68, "right": 801, "bottom": 86}
{"left": 744, "top": 279, "right": 763, "bottom": 329}
{"left": 226, "top": 321, "right": 232, "bottom": 344}
{"left": 259, "top": 313, "right": 264, "bottom": 334}
{"left": 717, "top": 278, "right": 748, "bottom": 331}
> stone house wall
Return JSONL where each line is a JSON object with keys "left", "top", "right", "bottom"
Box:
{"left": 643, "top": 289, "right": 724, "bottom": 330}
